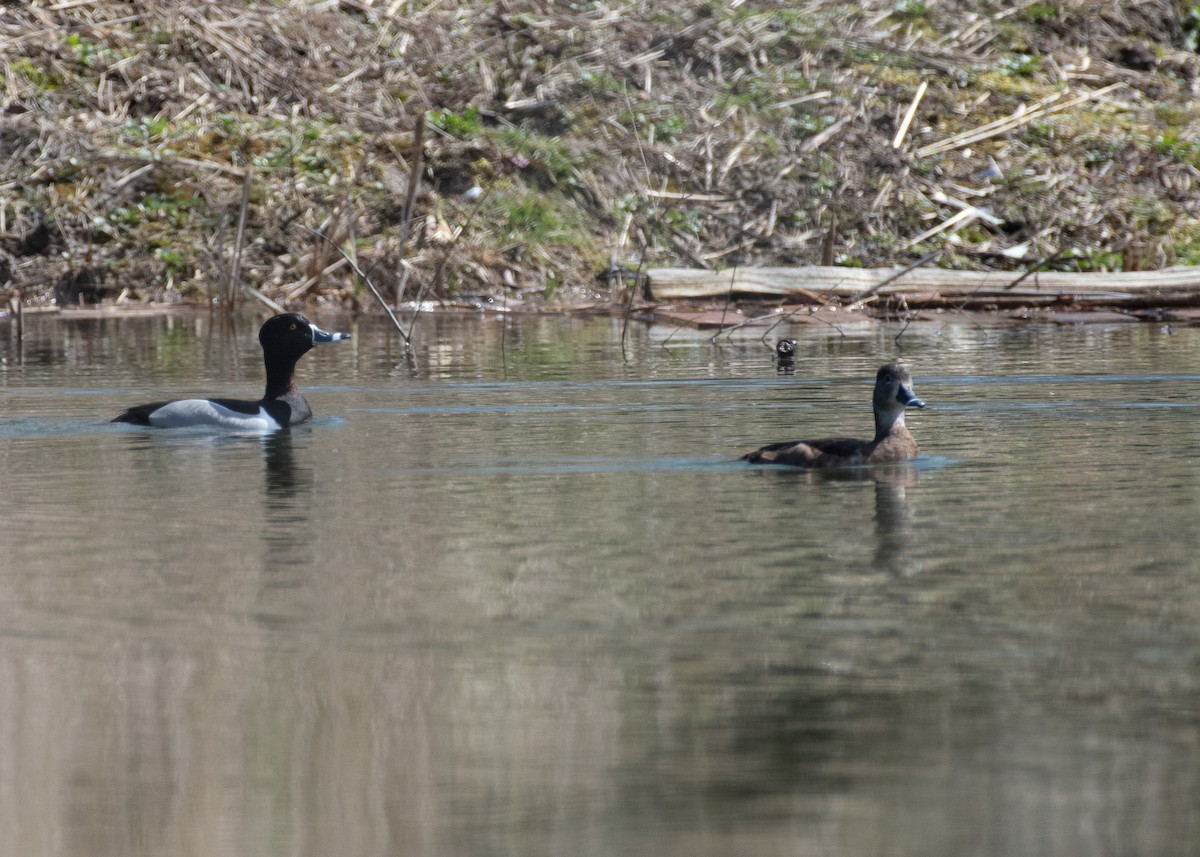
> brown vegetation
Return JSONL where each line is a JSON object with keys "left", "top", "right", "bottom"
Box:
{"left": 3, "top": 0, "right": 1200, "bottom": 313}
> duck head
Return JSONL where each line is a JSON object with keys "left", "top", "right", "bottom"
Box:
{"left": 873, "top": 362, "right": 925, "bottom": 413}
{"left": 259, "top": 312, "right": 351, "bottom": 361}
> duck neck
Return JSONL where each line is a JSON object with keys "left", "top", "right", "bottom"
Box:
{"left": 262, "top": 356, "right": 298, "bottom": 401}
{"left": 873, "top": 406, "right": 905, "bottom": 443}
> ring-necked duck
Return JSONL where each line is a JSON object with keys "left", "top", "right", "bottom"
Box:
{"left": 742, "top": 362, "right": 925, "bottom": 467}
{"left": 113, "top": 313, "right": 351, "bottom": 430}
{"left": 774, "top": 338, "right": 798, "bottom": 374}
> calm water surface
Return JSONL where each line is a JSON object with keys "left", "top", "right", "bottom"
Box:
{"left": 2, "top": 310, "right": 1199, "bottom": 856}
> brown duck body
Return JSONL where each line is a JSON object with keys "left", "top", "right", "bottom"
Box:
{"left": 742, "top": 362, "right": 925, "bottom": 468}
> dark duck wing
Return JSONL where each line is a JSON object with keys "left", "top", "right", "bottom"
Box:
{"left": 742, "top": 437, "right": 870, "bottom": 467}
{"left": 112, "top": 400, "right": 173, "bottom": 426}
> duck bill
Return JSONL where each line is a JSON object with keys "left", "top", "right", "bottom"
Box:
{"left": 310, "top": 324, "right": 351, "bottom": 344}
{"left": 897, "top": 384, "right": 925, "bottom": 409}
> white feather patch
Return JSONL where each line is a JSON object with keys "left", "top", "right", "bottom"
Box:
{"left": 147, "top": 399, "right": 280, "bottom": 431}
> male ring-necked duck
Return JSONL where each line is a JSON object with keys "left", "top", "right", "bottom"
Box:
{"left": 113, "top": 313, "right": 350, "bottom": 430}
{"left": 774, "top": 338, "right": 798, "bottom": 374}
{"left": 742, "top": 362, "right": 925, "bottom": 467}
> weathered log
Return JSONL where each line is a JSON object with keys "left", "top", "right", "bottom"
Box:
{"left": 646, "top": 266, "right": 1200, "bottom": 300}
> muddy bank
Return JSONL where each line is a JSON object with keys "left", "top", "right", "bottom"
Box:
{"left": 4, "top": 1, "right": 1200, "bottom": 314}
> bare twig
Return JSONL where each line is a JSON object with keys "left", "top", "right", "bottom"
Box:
{"left": 621, "top": 239, "right": 652, "bottom": 354}
{"left": 893, "top": 294, "right": 917, "bottom": 344}
{"left": 10, "top": 290, "right": 22, "bottom": 346}
{"left": 758, "top": 289, "right": 844, "bottom": 344}
{"left": 843, "top": 249, "right": 941, "bottom": 309}
{"left": 717, "top": 126, "right": 757, "bottom": 186}
{"left": 405, "top": 190, "right": 488, "bottom": 341}
{"left": 226, "top": 166, "right": 254, "bottom": 310}
{"left": 395, "top": 113, "right": 426, "bottom": 307}
{"left": 917, "top": 82, "right": 1123, "bottom": 158}
{"left": 710, "top": 232, "right": 744, "bottom": 344}
{"left": 892, "top": 80, "right": 928, "bottom": 149}
{"left": 800, "top": 113, "right": 852, "bottom": 154}
{"left": 237, "top": 281, "right": 287, "bottom": 315}
{"left": 302, "top": 225, "right": 410, "bottom": 344}
{"left": 900, "top": 207, "right": 977, "bottom": 250}
{"left": 821, "top": 213, "right": 838, "bottom": 266}
{"left": 620, "top": 84, "right": 660, "bottom": 357}
{"left": 1003, "top": 247, "right": 1069, "bottom": 290}
{"left": 713, "top": 307, "right": 782, "bottom": 339}
{"left": 658, "top": 308, "right": 715, "bottom": 349}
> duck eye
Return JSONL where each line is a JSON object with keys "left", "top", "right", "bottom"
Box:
{"left": 289, "top": 323, "right": 297, "bottom": 330}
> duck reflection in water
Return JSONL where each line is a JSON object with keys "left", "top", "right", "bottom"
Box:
{"left": 773, "top": 339, "right": 797, "bottom": 375}
{"left": 263, "top": 430, "right": 311, "bottom": 500}
{"left": 867, "top": 465, "right": 919, "bottom": 577}
{"left": 261, "top": 431, "right": 319, "bottom": 579}
{"left": 753, "top": 463, "right": 921, "bottom": 577}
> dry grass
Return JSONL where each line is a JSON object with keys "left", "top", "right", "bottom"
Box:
{"left": 2, "top": 0, "right": 1200, "bottom": 310}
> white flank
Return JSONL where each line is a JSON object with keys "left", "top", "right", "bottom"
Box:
{"left": 147, "top": 399, "right": 280, "bottom": 431}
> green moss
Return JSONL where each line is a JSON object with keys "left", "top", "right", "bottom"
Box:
{"left": 1022, "top": 3, "right": 1058, "bottom": 24}
{"left": 664, "top": 207, "right": 703, "bottom": 236}
{"left": 141, "top": 190, "right": 198, "bottom": 224}
{"left": 848, "top": 52, "right": 927, "bottom": 74}
{"left": 1021, "top": 120, "right": 1056, "bottom": 146}
{"left": 1154, "top": 103, "right": 1200, "bottom": 127}
{"left": 64, "top": 33, "right": 128, "bottom": 69}
{"left": 153, "top": 247, "right": 189, "bottom": 274}
{"left": 955, "top": 73, "right": 1008, "bottom": 99}
{"left": 1184, "top": 5, "right": 1200, "bottom": 52}
{"left": 890, "top": 1, "right": 929, "bottom": 24}
{"left": 617, "top": 106, "right": 686, "bottom": 143}
{"left": 1152, "top": 132, "right": 1200, "bottom": 166}
{"left": 998, "top": 54, "right": 1041, "bottom": 78}
{"left": 578, "top": 69, "right": 623, "bottom": 96}
{"left": 428, "top": 106, "right": 482, "bottom": 139}
{"left": 121, "top": 116, "right": 169, "bottom": 144}
{"left": 9, "top": 58, "right": 62, "bottom": 90}
{"left": 490, "top": 189, "right": 589, "bottom": 250}
{"left": 1066, "top": 247, "right": 1123, "bottom": 272}
{"left": 789, "top": 111, "right": 838, "bottom": 139}
{"left": 1168, "top": 226, "right": 1200, "bottom": 265}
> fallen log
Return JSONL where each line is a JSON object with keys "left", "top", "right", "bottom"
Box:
{"left": 645, "top": 266, "right": 1200, "bottom": 301}
{"left": 881, "top": 290, "right": 1200, "bottom": 311}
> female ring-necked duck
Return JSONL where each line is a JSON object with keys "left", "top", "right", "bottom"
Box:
{"left": 113, "top": 313, "right": 350, "bottom": 430}
{"left": 742, "top": 362, "right": 925, "bottom": 467}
